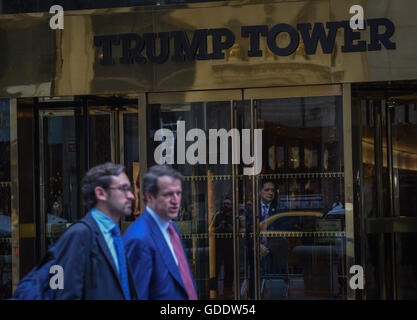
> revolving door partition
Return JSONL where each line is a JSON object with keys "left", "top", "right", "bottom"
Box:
{"left": 355, "top": 92, "right": 417, "bottom": 300}
{"left": 37, "top": 97, "right": 140, "bottom": 257}
{"left": 147, "top": 84, "right": 352, "bottom": 300}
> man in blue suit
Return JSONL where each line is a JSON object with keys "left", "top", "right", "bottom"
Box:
{"left": 246, "top": 179, "right": 280, "bottom": 299}
{"left": 123, "top": 165, "right": 198, "bottom": 300}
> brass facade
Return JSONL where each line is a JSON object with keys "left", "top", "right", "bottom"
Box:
{"left": 2, "top": 0, "right": 417, "bottom": 301}
{"left": 0, "top": 0, "right": 416, "bottom": 98}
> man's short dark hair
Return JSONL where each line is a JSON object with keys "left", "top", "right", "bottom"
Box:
{"left": 143, "top": 165, "right": 183, "bottom": 203}
{"left": 82, "top": 162, "right": 125, "bottom": 212}
{"left": 260, "top": 179, "right": 275, "bottom": 191}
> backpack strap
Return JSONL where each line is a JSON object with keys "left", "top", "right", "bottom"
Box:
{"left": 73, "top": 220, "right": 96, "bottom": 299}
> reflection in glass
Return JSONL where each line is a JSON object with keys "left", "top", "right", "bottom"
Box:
{"left": 123, "top": 111, "right": 140, "bottom": 218}
{"left": 253, "top": 95, "right": 346, "bottom": 299}
{"left": 276, "top": 145, "right": 285, "bottom": 169}
{"left": 289, "top": 146, "right": 300, "bottom": 169}
{"left": 89, "top": 110, "right": 112, "bottom": 168}
{"left": 88, "top": 104, "right": 139, "bottom": 219}
{"left": 41, "top": 110, "right": 83, "bottom": 248}
{"left": 396, "top": 233, "right": 417, "bottom": 299}
{"left": 148, "top": 101, "right": 233, "bottom": 299}
{"left": 391, "top": 104, "right": 417, "bottom": 298}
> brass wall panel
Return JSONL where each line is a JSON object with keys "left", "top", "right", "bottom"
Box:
{"left": 343, "top": 83, "right": 355, "bottom": 300}
{"left": 19, "top": 224, "right": 36, "bottom": 238}
{"left": 148, "top": 89, "right": 241, "bottom": 104}
{"left": 244, "top": 84, "right": 341, "bottom": 99}
{"left": 0, "top": 0, "right": 415, "bottom": 97}
{"left": 366, "top": 217, "right": 417, "bottom": 233}
{"left": 138, "top": 93, "right": 147, "bottom": 215}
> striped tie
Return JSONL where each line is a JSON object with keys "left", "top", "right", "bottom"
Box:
{"left": 168, "top": 223, "right": 198, "bottom": 300}
{"left": 262, "top": 204, "right": 269, "bottom": 244}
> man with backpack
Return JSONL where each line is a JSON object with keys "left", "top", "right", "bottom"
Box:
{"left": 13, "top": 162, "right": 138, "bottom": 300}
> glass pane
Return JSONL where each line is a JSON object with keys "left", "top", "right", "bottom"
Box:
{"left": 391, "top": 104, "right": 417, "bottom": 217}
{"left": 396, "top": 233, "right": 417, "bottom": 299}
{"left": 148, "top": 100, "right": 233, "bottom": 299}
{"left": 254, "top": 95, "right": 346, "bottom": 299}
{"left": 392, "top": 103, "right": 417, "bottom": 298}
{"left": 89, "top": 108, "right": 112, "bottom": 168}
{"left": 88, "top": 103, "right": 139, "bottom": 221}
{"left": 41, "top": 109, "right": 84, "bottom": 248}
{"left": 235, "top": 100, "right": 255, "bottom": 300}
{"left": 361, "top": 99, "right": 377, "bottom": 218}
{"left": 0, "top": 99, "right": 11, "bottom": 299}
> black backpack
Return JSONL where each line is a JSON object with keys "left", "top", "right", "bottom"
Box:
{"left": 12, "top": 220, "right": 95, "bottom": 300}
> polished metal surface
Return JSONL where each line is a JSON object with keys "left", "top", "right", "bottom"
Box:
{"left": 251, "top": 99, "right": 260, "bottom": 300}
{"left": 231, "top": 101, "right": 239, "bottom": 300}
{"left": 38, "top": 108, "right": 47, "bottom": 259}
{"left": 342, "top": 83, "right": 355, "bottom": 300}
{"left": 385, "top": 101, "right": 398, "bottom": 299}
{"left": 0, "top": 0, "right": 415, "bottom": 97}
{"left": 148, "top": 90, "right": 242, "bottom": 104}
{"left": 245, "top": 84, "right": 341, "bottom": 99}
{"left": 366, "top": 217, "right": 417, "bottom": 233}
{"left": 138, "top": 93, "right": 147, "bottom": 215}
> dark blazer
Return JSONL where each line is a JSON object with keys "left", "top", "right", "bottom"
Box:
{"left": 53, "top": 213, "right": 138, "bottom": 300}
{"left": 259, "top": 201, "right": 278, "bottom": 223}
{"left": 246, "top": 201, "right": 278, "bottom": 234}
{"left": 123, "top": 209, "right": 197, "bottom": 300}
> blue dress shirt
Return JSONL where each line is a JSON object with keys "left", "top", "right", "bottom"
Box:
{"left": 90, "top": 208, "right": 120, "bottom": 273}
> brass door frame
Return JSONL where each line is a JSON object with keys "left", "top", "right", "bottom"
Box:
{"left": 138, "top": 94, "right": 147, "bottom": 217}
{"left": 232, "top": 102, "right": 239, "bottom": 300}
{"left": 148, "top": 90, "right": 242, "bottom": 104}
{"left": 343, "top": 83, "right": 355, "bottom": 300}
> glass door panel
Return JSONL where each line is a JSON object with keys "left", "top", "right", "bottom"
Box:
{"left": 390, "top": 101, "right": 417, "bottom": 299}
{"left": 234, "top": 99, "right": 257, "bottom": 300}
{"left": 88, "top": 106, "right": 114, "bottom": 167}
{"left": 147, "top": 90, "right": 242, "bottom": 300}
{"left": 390, "top": 103, "right": 417, "bottom": 218}
{"left": 356, "top": 92, "right": 417, "bottom": 300}
{"left": 245, "top": 85, "right": 347, "bottom": 300}
{"left": 39, "top": 108, "right": 84, "bottom": 249}
{"left": 88, "top": 102, "right": 139, "bottom": 222}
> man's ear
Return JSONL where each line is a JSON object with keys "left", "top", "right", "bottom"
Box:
{"left": 94, "top": 186, "right": 108, "bottom": 201}
{"left": 144, "top": 192, "right": 153, "bottom": 204}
